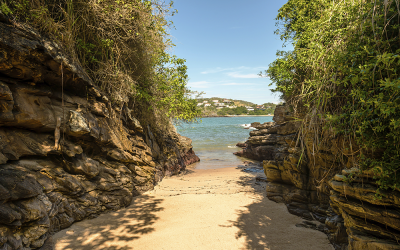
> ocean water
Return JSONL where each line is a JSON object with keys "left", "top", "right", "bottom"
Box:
{"left": 175, "top": 116, "right": 273, "bottom": 169}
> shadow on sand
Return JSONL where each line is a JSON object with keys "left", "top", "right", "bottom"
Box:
{"left": 228, "top": 170, "right": 329, "bottom": 250}
{"left": 55, "top": 194, "right": 164, "bottom": 250}
{"left": 231, "top": 173, "right": 276, "bottom": 250}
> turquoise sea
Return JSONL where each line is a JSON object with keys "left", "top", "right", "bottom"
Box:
{"left": 176, "top": 116, "right": 273, "bottom": 169}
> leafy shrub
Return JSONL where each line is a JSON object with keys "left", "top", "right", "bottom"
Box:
{"left": 265, "top": 0, "right": 400, "bottom": 192}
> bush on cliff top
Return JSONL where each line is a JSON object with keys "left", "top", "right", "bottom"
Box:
{"left": 0, "top": 0, "right": 200, "bottom": 124}
{"left": 265, "top": 0, "right": 400, "bottom": 193}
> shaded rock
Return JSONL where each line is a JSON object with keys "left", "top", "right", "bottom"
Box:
{"left": 14, "top": 196, "right": 48, "bottom": 223}
{"left": 37, "top": 236, "right": 53, "bottom": 250}
{"left": 89, "top": 101, "right": 109, "bottom": 118}
{"left": 0, "top": 168, "right": 43, "bottom": 201}
{"left": 237, "top": 103, "right": 351, "bottom": 249}
{"left": 22, "top": 216, "right": 49, "bottom": 248}
{"left": 247, "top": 134, "right": 279, "bottom": 145}
{"left": 330, "top": 192, "right": 400, "bottom": 232}
{"left": 236, "top": 142, "right": 247, "bottom": 148}
{"left": 273, "top": 105, "right": 295, "bottom": 124}
{"left": 330, "top": 179, "right": 400, "bottom": 207}
{"left": 0, "top": 81, "right": 14, "bottom": 122}
{"left": 68, "top": 110, "right": 90, "bottom": 136}
{"left": 106, "top": 148, "right": 145, "bottom": 164}
{"left": 276, "top": 121, "right": 301, "bottom": 135}
{"left": 182, "top": 148, "right": 200, "bottom": 166}
{"left": 126, "top": 111, "right": 143, "bottom": 133}
{"left": 65, "top": 155, "right": 100, "bottom": 178}
{"left": 0, "top": 203, "right": 21, "bottom": 225}
{"left": 251, "top": 122, "right": 275, "bottom": 130}
{"left": 348, "top": 228, "right": 400, "bottom": 250}
{"left": 0, "top": 16, "right": 199, "bottom": 250}
{"left": 250, "top": 127, "right": 278, "bottom": 136}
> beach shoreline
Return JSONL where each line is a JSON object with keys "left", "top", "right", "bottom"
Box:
{"left": 53, "top": 165, "right": 333, "bottom": 250}
{"left": 200, "top": 114, "right": 273, "bottom": 118}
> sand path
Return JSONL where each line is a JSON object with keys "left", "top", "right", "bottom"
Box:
{"left": 53, "top": 166, "right": 333, "bottom": 250}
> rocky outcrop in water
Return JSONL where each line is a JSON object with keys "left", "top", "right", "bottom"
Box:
{"left": 237, "top": 105, "right": 400, "bottom": 249}
{"left": 0, "top": 17, "right": 198, "bottom": 249}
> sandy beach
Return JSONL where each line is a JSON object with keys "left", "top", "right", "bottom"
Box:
{"left": 53, "top": 165, "right": 333, "bottom": 250}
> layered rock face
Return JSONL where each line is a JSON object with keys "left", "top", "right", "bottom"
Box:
{"left": 237, "top": 105, "right": 400, "bottom": 249}
{"left": 0, "top": 18, "right": 198, "bottom": 249}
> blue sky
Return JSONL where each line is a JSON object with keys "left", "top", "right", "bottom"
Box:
{"left": 168, "top": 0, "right": 291, "bottom": 105}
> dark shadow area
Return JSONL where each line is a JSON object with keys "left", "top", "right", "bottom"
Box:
{"left": 228, "top": 169, "right": 330, "bottom": 250}
{"left": 54, "top": 194, "right": 164, "bottom": 250}
{"left": 179, "top": 168, "right": 196, "bottom": 175}
{"left": 232, "top": 197, "right": 274, "bottom": 250}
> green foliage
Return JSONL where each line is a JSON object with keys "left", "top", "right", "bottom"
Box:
{"left": 233, "top": 106, "right": 248, "bottom": 115}
{"left": 217, "top": 108, "right": 235, "bottom": 116}
{"left": 0, "top": 2, "right": 12, "bottom": 15}
{"left": 216, "top": 106, "right": 273, "bottom": 116}
{"left": 141, "top": 53, "right": 201, "bottom": 121}
{"left": 248, "top": 109, "right": 270, "bottom": 115}
{"left": 0, "top": 0, "right": 198, "bottom": 125}
{"left": 267, "top": 0, "right": 400, "bottom": 193}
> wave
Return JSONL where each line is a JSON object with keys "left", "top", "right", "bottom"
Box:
{"left": 240, "top": 123, "right": 256, "bottom": 130}
{"left": 240, "top": 123, "right": 251, "bottom": 128}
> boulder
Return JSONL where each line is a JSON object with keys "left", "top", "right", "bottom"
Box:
{"left": 236, "top": 142, "right": 247, "bottom": 148}
{"left": 68, "top": 110, "right": 90, "bottom": 136}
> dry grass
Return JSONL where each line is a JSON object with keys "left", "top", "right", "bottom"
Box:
{"left": 1, "top": 0, "right": 172, "bottom": 106}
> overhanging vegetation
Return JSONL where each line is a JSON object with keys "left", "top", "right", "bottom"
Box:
{"left": 0, "top": 0, "right": 199, "bottom": 126}
{"left": 265, "top": 0, "right": 400, "bottom": 193}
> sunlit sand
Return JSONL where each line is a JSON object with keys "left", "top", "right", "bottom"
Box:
{"left": 53, "top": 166, "right": 333, "bottom": 250}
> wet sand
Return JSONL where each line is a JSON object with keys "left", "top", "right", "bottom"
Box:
{"left": 53, "top": 166, "right": 333, "bottom": 250}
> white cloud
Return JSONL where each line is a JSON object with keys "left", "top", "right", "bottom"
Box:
{"left": 221, "top": 82, "right": 257, "bottom": 86}
{"left": 187, "top": 81, "right": 211, "bottom": 88}
{"left": 201, "top": 66, "right": 266, "bottom": 75}
{"left": 227, "top": 72, "right": 260, "bottom": 79}
{"left": 200, "top": 67, "right": 235, "bottom": 74}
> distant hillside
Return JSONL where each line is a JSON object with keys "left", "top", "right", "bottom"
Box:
{"left": 195, "top": 97, "right": 277, "bottom": 117}
{"left": 196, "top": 97, "right": 254, "bottom": 106}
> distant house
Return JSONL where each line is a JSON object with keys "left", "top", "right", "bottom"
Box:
{"left": 223, "top": 99, "right": 232, "bottom": 103}
{"left": 256, "top": 105, "right": 265, "bottom": 110}
{"left": 203, "top": 100, "right": 208, "bottom": 103}
{"left": 227, "top": 105, "right": 237, "bottom": 109}
{"left": 246, "top": 106, "right": 254, "bottom": 111}
{"left": 215, "top": 103, "right": 225, "bottom": 107}
{"left": 197, "top": 103, "right": 203, "bottom": 106}
{"left": 212, "top": 100, "right": 219, "bottom": 103}
{"left": 204, "top": 103, "right": 211, "bottom": 107}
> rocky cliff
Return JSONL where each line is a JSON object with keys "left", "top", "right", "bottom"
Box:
{"left": 236, "top": 105, "right": 400, "bottom": 250}
{"left": 0, "top": 17, "right": 198, "bottom": 249}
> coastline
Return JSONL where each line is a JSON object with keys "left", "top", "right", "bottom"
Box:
{"left": 200, "top": 115, "right": 273, "bottom": 118}
{"left": 226, "top": 115, "right": 273, "bottom": 117}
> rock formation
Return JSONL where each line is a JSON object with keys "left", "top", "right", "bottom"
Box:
{"left": 236, "top": 105, "right": 400, "bottom": 249}
{"left": 0, "top": 17, "right": 198, "bottom": 249}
